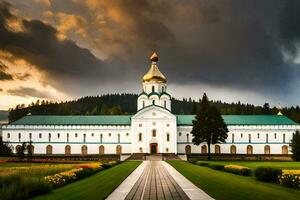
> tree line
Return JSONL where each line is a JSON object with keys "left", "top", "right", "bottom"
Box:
{"left": 8, "top": 93, "right": 300, "bottom": 123}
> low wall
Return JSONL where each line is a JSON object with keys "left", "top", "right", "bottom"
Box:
{"left": 188, "top": 154, "right": 293, "bottom": 161}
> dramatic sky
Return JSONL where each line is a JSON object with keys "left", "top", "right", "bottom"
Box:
{"left": 1, "top": 0, "right": 300, "bottom": 110}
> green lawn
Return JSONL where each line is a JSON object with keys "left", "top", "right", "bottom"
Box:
{"left": 199, "top": 161, "right": 300, "bottom": 169}
{"left": 33, "top": 161, "right": 141, "bottom": 200}
{"left": 168, "top": 160, "right": 300, "bottom": 200}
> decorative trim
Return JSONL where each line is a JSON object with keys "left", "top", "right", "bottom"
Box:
{"left": 4, "top": 141, "right": 132, "bottom": 144}
{"left": 177, "top": 142, "right": 290, "bottom": 145}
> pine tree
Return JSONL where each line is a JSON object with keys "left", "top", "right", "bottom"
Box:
{"left": 191, "top": 93, "right": 229, "bottom": 160}
{"left": 290, "top": 131, "right": 300, "bottom": 161}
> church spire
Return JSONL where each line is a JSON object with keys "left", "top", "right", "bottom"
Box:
{"left": 142, "top": 52, "right": 166, "bottom": 83}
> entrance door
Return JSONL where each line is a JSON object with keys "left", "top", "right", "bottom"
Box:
{"left": 150, "top": 143, "right": 157, "bottom": 154}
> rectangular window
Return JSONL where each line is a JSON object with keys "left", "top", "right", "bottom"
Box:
{"left": 187, "top": 134, "right": 189, "bottom": 143}
{"left": 167, "top": 134, "right": 170, "bottom": 142}
{"left": 7, "top": 133, "right": 10, "bottom": 138}
{"left": 83, "top": 134, "right": 86, "bottom": 143}
{"left": 266, "top": 134, "right": 269, "bottom": 143}
{"left": 29, "top": 133, "right": 32, "bottom": 140}
{"left": 257, "top": 133, "right": 260, "bottom": 139}
{"left": 39, "top": 133, "right": 42, "bottom": 139}
{"left": 118, "top": 134, "right": 120, "bottom": 143}
{"left": 274, "top": 133, "right": 277, "bottom": 139}
{"left": 232, "top": 133, "right": 234, "bottom": 143}
{"left": 248, "top": 134, "right": 251, "bottom": 143}
{"left": 57, "top": 133, "right": 60, "bottom": 138}
{"left": 241, "top": 133, "right": 243, "bottom": 138}
{"left": 18, "top": 133, "right": 21, "bottom": 142}
{"left": 49, "top": 133, "right": 51, "bottom": 142}
{"left": 100, "top": 134, "right": 103, "bottom": 143}
{"left": 67, "top": 133, "right": 69, "bottom": 143}
{"left": 283, "top": 134, "right": 286, "bottom": 143}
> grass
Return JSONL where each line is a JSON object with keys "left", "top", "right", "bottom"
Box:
{"left": 168, "top": 160, "right": 300, "bottom": 200}
{"left": 33, "top": 161, "right": 142, "bottom": 200}
{"left": 199, "top": 161, "right": 300, "bottom": 169}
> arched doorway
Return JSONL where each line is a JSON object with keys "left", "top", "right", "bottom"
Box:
{"left": 27, "top": 145, "right": 34, "bottom": 155}
{"left": 65, "top": 145, "right": 71, "bottom": 156}
{"left": 282, "top": 145, "right": 288, "bottom": 155}
{"left": 150, "top": 143, "right": 158, "bottom": 154}
{"left": 185, "top": 145, "right": 191, "bottom": 154}
{"left": 99, "top": 145, "right": 105, "bottom": 155}
{"left": 81, "top": 145, "right": 87, "bottom": 155}
{"left": 201, "top": 145, "right": 207, "bottom": 154}
{"left": 247, "top": 145, "right": 253, "bottom": 155}
{"left": 15, "top": 145, "right": 22, "bottom": 153}
{"left": 230, "top": 145, "right": 236, "bottom": 154}
{"left": 116, "top": 145, "right": 122, "bottom": 155}
{"left": 215, "top": 145, "right": 221, "bottom": 154}
{"left": 264, "top": 145, "right": 270, "bottom": 155}
{"left": 46, "top": 145, "right": 52, "bottom": 155}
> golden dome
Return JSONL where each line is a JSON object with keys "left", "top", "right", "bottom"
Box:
{"left": 143, "top": 52, "right": 166, "bottom": 83}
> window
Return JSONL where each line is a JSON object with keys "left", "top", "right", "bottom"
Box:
{"left": 75, "top": 133, "right": 78, "bottom": 137}
{"left": 126, "top": 132, "right": 129, "bottom": 136}
{"left": 138, "top": 133, "right": 142, "bottom": 141}
{"left": 67, "top": 133, "right": 69, "bottom": 142}
{"left": 81, "top": 145, "right": 88, "bottom": 155}
{"left": 48, "top": 133, "right": 51, "bottom": 142}
{"left": 65, "top": 145, "right": 71, "bottom": 156}
{"left": 264, "top": 145, "right": 270, "bottom": 154}
{"left": 46, "top": 145, "right": 52, "bottom": 155}
{"left": 215, "top": 145, "right": 221, "bottom": 154}
{"left": 179, "top": 132, "right": 182, "bottom": 136}
{"left": 186, "top": 134, "right": 190, "bottom": 143}
{"left": 274, "top": 133, "right": 277, "bottom": 139}
{"left": 143, "top": 101, "right": 145, "bottom": 108}
{"left": 139, "top": 123, "right": 142, "bottom": 127}
{"left": 248, "top": 134, "right": 251, "bottom": 143}
{"left": 39, "top": 133, "right": 42, "bottom": 139}
{"left": 91, "top": 133, "right": 94, "bottom": 137}
{"left": 241, "top": 133, "right": 243, "bottom": 138}
{"left": 283, "top": 134, "right": 286, "bottom": 143}
{"left": 83, "top": 134, "right": 86, "bottom": 143}
{"left": 29, "top": 133, "right": 32, "bottom": 140}
{"left": 7, "top": 133, "right": 10, "bottom": 138}
{"left": 99, "top": 145, "right": 105, "bottom": 155}
{"left": 18, "top": 133, "right": 21, "bottom": 142}
{"left": 100, "top": 134, "right": 103, "bottom": 143}
{"left": 166, "top": 148, "right": 169, "bottom": 153}
{"left": 167, "top": 133, "right": 170, "bottom": 142}
{"left": 230, "top": 145, "right": 236, "bottom": 154}
{"left": 247, "top": 145, "right": 253, "bottom": 155}
{"left": 152, "top": 100, "right": 155, "bottom": 105}
{"left": 109, "top": 133, "right": 111, "bottom": 137}
{"left": 57, "top": 133, "right": 60, "bottom": 138}
{"left": 266, "top": 134, "right": 269, "bottom": 143}
{"left": 139, "top": 147, "right": 143, "bottom": 153}
{"left": 152, "top": 86, "right": 155, "bottom": 92}
{"left": 282, "top": 145, "right": 288, "bottom": 154}
{"left": 232, "top": 133, "right": 234, "bottom": 143}
{"left": 152, "top": 130, "right": 156, "bottom": 137}
{"left": 257, "top": 133, "right": 260, "bottom": 139}
{"left": 117, "top": 134, "right": 120, "bottom": 143}
{"left": 166, "top": 123, "right": 170, "bottom": 127}
{"left": 164, "top": 100, "right": 166, "bottom": 108}
{"left": 152, "top": 122, "right": 156, "bottom": 126}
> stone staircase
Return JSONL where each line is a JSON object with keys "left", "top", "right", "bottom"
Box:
{"left": 128, "top": 153, "right": 147, "bottom": 160}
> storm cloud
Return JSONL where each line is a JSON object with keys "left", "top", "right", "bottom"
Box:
{"left": 1, "top": 0, "right": 300, "bottom": 105}
{"left": 7, "top": 86, "right": 52, "bottom": 98}
{"left": 0, "top": 61, "right": 13, "bottom": 80}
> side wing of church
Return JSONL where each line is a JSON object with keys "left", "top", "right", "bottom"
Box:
{"left": 0, "top": 53, "right": 299, "bottom": 156}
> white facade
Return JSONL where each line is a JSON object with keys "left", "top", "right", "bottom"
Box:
{"left": 0, "top": 53, "right": 299, "bottom": 156}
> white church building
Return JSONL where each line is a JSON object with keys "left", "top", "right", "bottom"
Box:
{"left": 1, "top": 53, "right": 299, "bottom": 156}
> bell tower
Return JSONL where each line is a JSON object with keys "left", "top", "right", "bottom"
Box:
{"left": 137, "top": 52, "right": 171, "bottom": 110}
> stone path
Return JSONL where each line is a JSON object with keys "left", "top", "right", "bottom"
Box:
{"left": 125, "top": 161, "right": 189, "bottom": 200}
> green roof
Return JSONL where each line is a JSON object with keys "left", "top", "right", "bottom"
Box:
{"left": 176, "top": 115, "right": 298, "bottom": 125}
{"left": 9, "top": 114, "right": 298, "bottom": 126}
{"left": 11, "top": 115, "right": 132, "bottom": 125}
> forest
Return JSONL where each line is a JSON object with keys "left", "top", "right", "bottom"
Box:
{"left": 8, "top": 93, "right": 300, "bottom": 124}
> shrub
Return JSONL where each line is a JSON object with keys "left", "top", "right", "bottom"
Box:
{"left": 279, "top": 170, "right": 300, "bottom": 189}
{"left": 254, "top": 167, "right": 282, "bottom": 183}
{"left": 209, "top": 164, "right": 225, "bottom": 171}
{"left": 196, "top": 161, "right": 209, "bottom": 167}
{"left": 75, "top": 167, "right": 102, "bottom": 179}
{"left": 224, "top": 165, "right": 252, "bottom": 176}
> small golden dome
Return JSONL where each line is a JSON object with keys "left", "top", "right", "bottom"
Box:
{"left": 143, "top": 52, "right": 166, "bottom": 83}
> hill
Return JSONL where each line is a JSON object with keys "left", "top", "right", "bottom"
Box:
{"left": 7, "top": 93, "right": 300, "bottom": 124}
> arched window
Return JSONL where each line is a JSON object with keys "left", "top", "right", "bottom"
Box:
{"left": 81, "top": 145, "right": 88, "bottom": 155}
{"left": 48, "top": 133, "right": 51, "bottom": 142}
{"left": 185, "top": 145, "right": 191, "bottom": 154}
{"left": 152, "top": 86, "right": 155, "bottom": 92}
{"left": 117, "top": 134, "right": 120, "bottom": 143}
{"left": 99, "top": 145, "right": 105, "bottom": 155}
{"left": 143, "top": 101, "right": 145, "bottom": 108}
{"left": 248, "top": 134, "right": 251, "bottom": 143}
{"left": 274, "top": 133, "right": 277, "bottom": 139}
{"left": 116, "top": 145, "right": 122, "bottom": 155}
{"left": 57, "top": 133, "right": 60, "bottom": 138}
{"left": 65, "top": 145, "right": 71, "bottom": 156}
{"left": 39, "top": 133, "right": 42, "bottom": 139}
{"left": 139, "top": 147, "right": 143, "bottom": 153}
{"left": 46, "top": 145, "right": 53, "bottom": 155}
{"left": 282, "top": 145, "right": 288, "bottom": 155}
{"left": 257, "top": 133, "right": 260, "bottom": 139}
{"left": 215, "top": 145, "right": 221, "bottom": 154}
{"left": 152, "top": 100, "right": 155, "bottom": 105}
{"left": 264, "top": 145, "right": 270, "bottom": 155}
{"left": 201, "top": 145, "right": 207, "bottom": 154}
{"left": 7, "top": 133, "right": 10, "bottom": 138}
{"left": 166, "top": 133, "right": 170, "bottom": 142}
{"left": 15, "top": 145, "right": 22, "bottom": 153}
{"left": 27, "top": 145, "right": 34, "bottom": 155}
{"left": 139, "top": 133, "right": 142, "bottom": 141}
{"left": 164, "top": 100, "right": 166, "bottom": 108}
{"left": 246, "top": 145, "right": 253, "bottom": 155}
{"left": 186, "top": 134, "right": 189, "bottom": 143}
{"left": 100, "top": 134, "right": 103, "bottom": 143}
{"left": 152, "top": 130, "right": 156, "bottom": 137}
{"left": 230, "top": 145, "right": 236, "bottom": 154}
{"left": 29, "top": 133, "right": 32, "bottom": 140}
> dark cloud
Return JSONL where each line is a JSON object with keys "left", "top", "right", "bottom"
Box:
{"left": 0, "top": 61, "right": 13, "bottom": 80}
{"left": 15, "top": 72, "right": 30, "bottom": 81}
{"left": 7, "top": 86, "right": 52, "bottom": 98}
{"left": 1, "top": 0, "right": 300, "bottom": 102}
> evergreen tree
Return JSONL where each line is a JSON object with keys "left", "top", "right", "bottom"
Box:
{"left": 191, "top": 93, "right": 229, "bottom": 160}
{"left": 290, "top": 131, "right": 300, "bottom": 161}
{"left": 0, "top": 138, "right": 12, "bottom": 156}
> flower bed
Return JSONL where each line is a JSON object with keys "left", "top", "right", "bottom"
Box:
{"left": 224, "top": 165, "right": 252, "bottom": 176}
{"left": 279, "top": 170, "right": 300, "bottom": 189}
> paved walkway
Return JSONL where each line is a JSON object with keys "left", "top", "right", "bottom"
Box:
{"left": 107, "top": 161, "right": 213, "bottom": 200}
